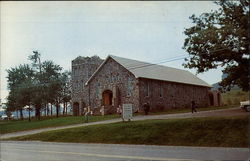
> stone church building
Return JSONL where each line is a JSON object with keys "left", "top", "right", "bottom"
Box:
{"left": 71, "top": 55, "right": 213, "bottom": 115}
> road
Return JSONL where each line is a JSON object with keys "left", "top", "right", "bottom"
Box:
{"left": 1, "top": 107, "right": 248, "bottom": 139}
{"left": 1, "top": 141, "right": 249, "bottom": 161}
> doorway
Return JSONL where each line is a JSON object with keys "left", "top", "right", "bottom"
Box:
{"left": 102, "top": 90, "right": 113, "bottom": 106}
{"left": 73, "top": 102, "right": 80, "bottom": 116}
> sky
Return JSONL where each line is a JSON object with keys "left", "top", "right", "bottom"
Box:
{"left": 0, "top": 1, "right": 223, "bottom": 104}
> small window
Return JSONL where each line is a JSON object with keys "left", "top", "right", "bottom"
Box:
{"left": 73, "top": 67, "right": 77, "bottom": 75}
{"left": 127, "top": 77, "right": 133, "bottom": 97}
{"left": 146, "top": 82, "right": 149, "bottom": 97}
{"left": 160, "top": 83, "right": 163, "bottom": 97}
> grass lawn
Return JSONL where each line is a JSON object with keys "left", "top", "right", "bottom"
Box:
{"left": 0, "top": 114, "right": 119, "bottom": 134}
{"left": 1, "top": 105, "right": 237, "bottom": 134}
{"left": 140, "top": 105, "right": 237, "bottom": 116}
{"left": 8, "top": 115, "right": 249, "bottom": 148}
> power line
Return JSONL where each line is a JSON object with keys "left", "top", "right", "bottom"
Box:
{"left": 126, "top": 42, "right": 250, "bottom": 71}
{"left": 127, "top": 56, "right": 189, "bottom": 70}
{"left": 126, "top": 54, "right": 188, "bottom": 69}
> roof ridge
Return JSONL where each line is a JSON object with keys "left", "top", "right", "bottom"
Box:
{"left": 85, "top": 55, "right": 211, "bottom": 87}
{"left": 110, "top": 55, "right": 190, "bottom": 73}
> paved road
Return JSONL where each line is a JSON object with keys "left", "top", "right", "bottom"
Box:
{"left": 1, "top": 107, "right": 248, "bottom": 139}
{"left": 0, "top": 108, "right": 247, "bottom": 139}
{"left": 1, "top": 141, "right": 249, "bottom": 161}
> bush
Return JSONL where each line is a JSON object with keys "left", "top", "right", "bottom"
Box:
{"left": 226, "top": 98, "right": 232, "bottom": 105}
{"left": 233, "top": 98, "right": 240, "bottom": 105}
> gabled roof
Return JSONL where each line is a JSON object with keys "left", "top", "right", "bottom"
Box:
{"left": 85, "top": 55, "right": 211, "bottom": 87}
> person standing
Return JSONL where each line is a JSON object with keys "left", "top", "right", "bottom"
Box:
{"left": 143, "top": 102, "right": 150, "bottom": 115}
{"left": 191, "top": 101, "right": 197, "bottom": 113}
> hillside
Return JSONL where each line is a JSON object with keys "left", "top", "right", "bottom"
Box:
{"left": 221, "top": 89, "right": 249, "bottom": 105}
{"left": 212, "top": 82, "right": 240, "bottom": 90}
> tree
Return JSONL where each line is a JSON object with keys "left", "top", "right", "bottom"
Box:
{"left": 6, "top": 50, "right": 68, "bottom": 120}
{"left": 48, "top": 71, "right": 70, "bottom": 117}
{"left": 61, "top": 71, "right": 71, "bottom": 115}
{"left": 28, "top": 51, "right": 44, "bottom": 119}
{"left": 183, "top": 0, "right": 249, "bottom": 91}
{"left": 41, "top": 60, "right": 62, "bottom": 117}
{"left": 40, "top": 60, "right": 63, "bottom": 117}
{"left": 28, "top": 52, "right": 65, "bottom": 119}
{"left": 6, "top": 64, "right": 34, "bottom": 120}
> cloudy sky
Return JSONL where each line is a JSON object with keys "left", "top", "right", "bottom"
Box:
{"left": 1, "top": 1, "right": 223, "bottom": 103}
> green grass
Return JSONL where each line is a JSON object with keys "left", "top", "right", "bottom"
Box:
{"left": 0, "top": 114, "right": 119, "bottom": 134}
{"left": 0, "top": 105, "right": 237, "bottom": 134}
{"left": 9, "top": 115, "right": 250, "bottom": 148}
{"left": 137, "top": 105, "right": 237, "bottom": 116}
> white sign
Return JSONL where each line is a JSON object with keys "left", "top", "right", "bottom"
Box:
{"left": 122, "top": 104, "right": 133, "bottom": 121}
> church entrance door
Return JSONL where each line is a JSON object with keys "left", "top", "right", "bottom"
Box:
{"left": 102, "top": 90, "right": 113, "bottom": 106}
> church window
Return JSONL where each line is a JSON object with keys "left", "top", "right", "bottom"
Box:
{"left": 127, "top": 77, "right": 133, "bottom": 97}
{"left": 146, "top": 81, "right": 149, "bottom": 97}
{"left": 160, "top": 83, "right": 163, "bottom": 97}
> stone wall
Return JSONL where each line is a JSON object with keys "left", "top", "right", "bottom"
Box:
{"left": 87, "top": 57, "right": 140, "bottom": 114}
{"left": 138, "top": 78, "right": 210, "bottom": 112}
{"left": 71, "top": 56, "right": 211, "bottom": 115}
{"left": 209, "top": 90, "right": 222, "bottom": 106}
{"left": 71, "top": 56, "right": 103, "bottom": 115}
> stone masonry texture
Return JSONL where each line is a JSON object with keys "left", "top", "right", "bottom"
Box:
{"left": 71, "top": 56, "right": 213, "bottom": 115}
{"left": 71, "top": 56, "right": 103, "bottom": 115}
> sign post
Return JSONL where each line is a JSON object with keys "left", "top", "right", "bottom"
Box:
{"left": 122, "top": 104, "right": 133, "bottom": 121}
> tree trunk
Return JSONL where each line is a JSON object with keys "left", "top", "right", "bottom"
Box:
{"left": 19, "top": 109, "right": 23, "bottom": 120}
{"left": 35, "top": 105, "right": 41, "bottom": 120}
{"left": 28, "top": 105, "right": 31, "bottom": 122}
{"left": 65, "top": 102, "right": 68, "bottom": 115}
{"left": 50, "top": 103, "right": 53, "bottom": 116}
{"left": 63, "top": 102, "right": 66, "bottom": 115}
{"left": 47, "top": 103, "right": 50, "bottom": 116}
{"left": 56, "top": 102, "right": 60, "bottom": 117}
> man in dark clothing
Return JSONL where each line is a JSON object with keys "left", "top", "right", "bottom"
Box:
{"left": 143, "top": 102, "right": 150, "bottom": 115}
{"left": 191, "top": 101, "right": 197, "bottom": 113}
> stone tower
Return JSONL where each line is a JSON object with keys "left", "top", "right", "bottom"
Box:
{"left": 71, "top": 55, "right": 103, "bottom": 115}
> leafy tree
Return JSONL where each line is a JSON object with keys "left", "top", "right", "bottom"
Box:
{"left": 29, "top": 51, "right": 42, "bottom": 73}
{"left": 6, "top": 64, "right": 34, "bottom": 120}
{"left": 48, "top": 71, "right": 71, "bottom": 117}
{"left": 41, "top": 60, "right": 62, "bottom": 116}
{"left": 183, "top": 0, "right": 249, "bottom": 91}
{"left": 6, "top": 50, "right": 69, "bottom": 120}
{"left": 6, "top": 90, "right": 19, "bottom": 117}
{"left": 28, "top": 52, "right": 65, "bottom": 119}
{"left": 28, "top": 51, "right": 44, "bottom": 119}
{"left": 61, "top": 71, "right": 71, "bottom": 115}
